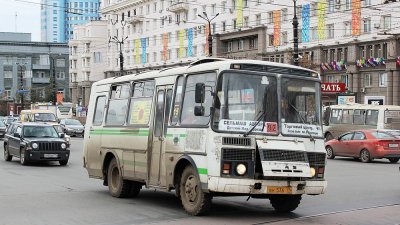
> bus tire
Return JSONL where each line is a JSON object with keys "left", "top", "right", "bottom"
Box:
{"left": 388, "top": 158, "right": 399, "bottom": 163}
{"left": 129, "top": 182, "right": 142, "bottom": 198}
{"left": 107, "top": 158, "right": 131, "bottom": 198}
{"left": 325, "top": 146, "right": 335, "bottom": 159}
{"left": 4, "top": 144, "right": 12, "bottom": 161}
{"left": 179, "top": 166, "right": 212, "bottom": 216}
{"left": 360, "top": 149, "right": 372, "bottom": 163}
{"left": 325, "top": 133, "right": 334, "bottom": 141}
{"left": 269, "top": 195, "right": 302, "bottom": 213}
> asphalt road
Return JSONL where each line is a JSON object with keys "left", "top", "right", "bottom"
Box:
{"left": 0, "top": 138, "right": 400, "bottom": 225}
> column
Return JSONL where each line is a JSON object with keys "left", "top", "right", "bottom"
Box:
{"left": 386, "top": 70, "right": 393, "bottom": 105}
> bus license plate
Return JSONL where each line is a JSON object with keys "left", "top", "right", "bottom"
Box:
{"left": 267, "top": 186, "right": 292, "bottom": 194}
{"left": 389, "top": 144, "right": 398, "bottom": 148}
{"left": 44, "top": 154, "right": 58, "bottom": 158}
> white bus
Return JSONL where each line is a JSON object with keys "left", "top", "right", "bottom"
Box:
{"left": 83, "top": 59, "right": 327, "bottom": 215}
{"left": 323, "top": 103, "right": 400, "bottom": 140}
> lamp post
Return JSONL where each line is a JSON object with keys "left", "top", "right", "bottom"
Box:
{"left": 198, "top": 12, "right": 220, "bottom": 57}
{"left": 16, "top": 62, "right": 27, "bottom": 110}
{"left": 292, "top": 0, "right": 299, "bottom": 66}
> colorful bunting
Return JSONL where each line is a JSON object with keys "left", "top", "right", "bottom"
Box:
{"left": 317, "top": 0, "right": 326, "bottom": 40}
{"left": 237, "top": 0, "right": 243, "bottom": 28}
{"left": 205, "top": 24, "right": 209, "bottom": 55}
{"left": 187, "top": 28, "right": 193, "bottom": 57}
{"left": 273, "top": 10, "right": 281, "bottom": 47}
{"left": 320, "top": 61, "right": 348, "bottom": 72}
{"left": 356, "top": 57, "right": 386, "bottom": 68}
{"left": 302, "top": 4, "right": 310, "bottom": 43}
{"left": 163, "top": 33, "right": 168, "bottom": 62}
{"left": 141, "top": 38, "right": 146, "bottom": 64}
{"left": 352, "top": 0, "right": 361, "bottom": 36}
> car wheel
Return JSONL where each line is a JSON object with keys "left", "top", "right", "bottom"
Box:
{"left": 388, "top": 158, "right": 400, "bottom": 163}
{"left": 20, "top": 149, "right": 28, "bottom": 165}
{"left": 325, "top": 133, "right": 334, "bottom": 141}
{"left": 360, "top": 149, "right": 372, "bottom": 163}
{"left": 179, "top": 166, "right": 212, "bottom": 216}
{"left": 325, "top": 146, "right": 335, "bottom": 159}
{"left": 59, "top": 160, "right": 68, "bottom": 166}
{"left": 107, "top": 158, "right": 131, "bottom": 198}
{"left": 269, "top": 195, "right": 302, "bottom": 213}
{"left": 4, "top": 145, "right": 12, "bottom": 161}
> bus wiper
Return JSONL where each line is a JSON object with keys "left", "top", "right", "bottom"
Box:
{"left": 288, "top": 103, "right": 315, "bottom": 142}
{"left": 243, "top": 110, "right": 265, "bottom": 137}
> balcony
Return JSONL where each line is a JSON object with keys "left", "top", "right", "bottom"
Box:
{"left": 126, "top": 15, "right": 144, "bottom": 24}
{"left": 32, "top": 64, "right": 50, "bottom": 70}
{"left": 168, "top": 2, "right": 189, "bottom": 12}
{"left": 32, "top": 77, "right": 50, "bottom": 83}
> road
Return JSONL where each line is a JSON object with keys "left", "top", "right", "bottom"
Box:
{"left": 0, "top": 138, "right": 400, "bottom": 225}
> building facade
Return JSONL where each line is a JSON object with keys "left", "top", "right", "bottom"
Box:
{"left": 68, "top": 20, "right": 108, "bottom": 107}
{"left": 41, "top": 0, "right": 101, "bottom": 43}
{"left": 0, "top": 32, "right": 69, "bottom": 105}
{"left": 101, "top": 0, "right": 400, "bottom": 104}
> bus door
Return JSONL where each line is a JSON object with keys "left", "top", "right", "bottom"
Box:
{"left": 150, "top": 85, "right": 173, "bottom": 186}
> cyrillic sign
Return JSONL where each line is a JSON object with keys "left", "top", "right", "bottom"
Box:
{"left": 321, "top": 83, "right": 346, "bottom": 93}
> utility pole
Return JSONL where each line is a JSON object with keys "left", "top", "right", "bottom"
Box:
{"left": 51, "top": 57, "right": 57, "bottom": 106}
{"left": 292, "top": 0, "right": 299, "bottom": 66}
{"left": 198, "top": 12, "right": 219, "bottom": 57}
{"left": 109, "top": 15, "right": 128, "bottom": 76}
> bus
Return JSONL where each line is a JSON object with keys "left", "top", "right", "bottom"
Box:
{"left": 31, "top": 102, "right": 73, "bottom": 119}
{"left": 83, "top": 59, "right": 327, "bottom": 215}
{"left": 323, "top": 103, "right": 400, "bottom": 140}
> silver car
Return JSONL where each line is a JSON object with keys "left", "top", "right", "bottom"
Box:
{"left": 59, "top": 119, "right": 85, "bottom": 137}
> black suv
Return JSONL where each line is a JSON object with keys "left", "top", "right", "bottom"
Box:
{"left": 3, "top": 123, "right": 70, "bottom": 166}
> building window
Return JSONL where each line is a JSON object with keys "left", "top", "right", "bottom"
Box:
{"left": 268, "top": 34, "right": 274, "bottom": 46}
{"left": 383, "top": 15, "right": 391, "bottom": 30}
{"left": 222, "top": 1, "right": 227, "bottom": 13}
{"left": 344, "top": 22, "right": 351, "bottom": 36}
{"left": 362, "top": 0, "right": 371, "bottom": 6}
{"left": 231, "top": 0, "right": 236, "bottom": 10}
{"left": 281, "top": 32, "right": 288, "bottom": 45}
{"left": 244, "top": 16, "right": 249, "bottom": 27}
{"left": 311, "top": 2, "right": 318, "bottom": 16}
{"left": 363, "top": 18, "right": 371, "bottom": 33}
{"left": 268, "top": 12, "right": 273, "bottom": 24}
{"left": 227, "top": 41, "right": 233, "bottom": 52}
{"left": 222, "top": 21, "right": 226, "bottom": 32}
{"left": 256, "top": 14, "right": 261, "bottom": 26}
{"left": 327, "top": 24, "right": 334, "bottom": 39}
{"left": 192, "top": 8, "right": 197, "bottom": 20}
{"left": 211, "top": 4, "right": 216, "bottom": 15}
{"left": 367, "top": 45, "right": 373, "bottom": 58}
{"left": 327, "top": 75, "right": 334, "bottom": 83}
{"left": 233, "top": 19, "right": 237, "bottom": 29}
{"left": 364, "top": 74, "right": 372, "bottom": 87}
{"left": 379, "top": 73, "right": 387, "bottom": 87}
{"left": 281, "top": 9, "right": 288, "bottom": 22}
{"left": 250, "top": 37, "right": 258, "bottom": 49}
{"left": 238, "top": 39, "right": 244, "bottom": 50}
{"left": 359, "top": 46, "right": 365, "bottom": 58}
{"left": 311, "top": 27, "right": 317, "bottom": 40}
{"left": 346, "top": 0, "right": 352, "bottom": 10}
{"left": 328, "top": 0, "right": 334, "bottom": 13}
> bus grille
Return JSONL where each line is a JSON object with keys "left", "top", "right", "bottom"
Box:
{"left": 307, "top": 152, "right": 326, "bottom": 166}
{"left": 222, "top": 137, "right": 251, "bottom": 146}
{"left": 223, "top": 149, "right": 254, "bottom": 161}
{"left": 261, "top": 150, "right": 307, "bottom": 162}
{"left": 38, "top": 142, "right": 62, "bottom": 151}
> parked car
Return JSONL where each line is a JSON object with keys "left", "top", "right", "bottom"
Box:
{"left": 325, "top": 130, "right": 400, "bottom": 163}
{"left": 4, "top": 116, "right": 18, "bottom": 127}
{"left": 53, "top": 124, "right": 71, "bottom": 147}
{"left": 59, "top": 119, "right": 84, "bottom": 137}
{"left": 0, "top": 120, "right": 6, "bottom": 138}
{"left": 3, "top": 122, "right": 70, "bottom": 165}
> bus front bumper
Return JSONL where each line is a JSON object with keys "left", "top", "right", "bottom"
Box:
{"left": 207, "top": 176, "right": 327, "bottom": 195}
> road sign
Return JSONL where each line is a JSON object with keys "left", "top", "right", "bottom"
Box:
{"left": 17, "top": 89, "right": 29, "bottom": 94}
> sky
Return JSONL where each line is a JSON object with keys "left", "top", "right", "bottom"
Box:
{"left": 0, "top": 0, "right": 41, "bottom": 41}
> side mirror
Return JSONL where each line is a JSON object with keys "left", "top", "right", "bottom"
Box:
{"left": 194, "top": 106, "right": 205, "bottom": 116}
{"left": 59, "top": 133, "right": 65, "bottom": 138}
{"left": 14, "top": 133, "right": 20, "bottom": 138}
{"left": 195, "top": 83, "right": 205, "bottom": 104}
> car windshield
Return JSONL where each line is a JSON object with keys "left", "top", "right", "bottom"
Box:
{"left": 0, "top": 120, "right": 5, "bottom": 127}
{"left": 65, "top": 119, "right": 82, "bottom": 125}
{"left": 34, "top": 113, "right": 57, "bottom": 122}
{"left": 53, "top": 125, "right": 64, "bottom": 133}
{"left": 370, "top": 131, "right": 396, "bottom": 139}
{"left": 23, "top": 126, "right": 59, "bottom": 138}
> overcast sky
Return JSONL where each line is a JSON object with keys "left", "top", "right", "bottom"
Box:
{"left": 0, "top": 0, "right": 41, "bottom": 41}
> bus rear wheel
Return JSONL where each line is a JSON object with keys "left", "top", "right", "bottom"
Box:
{"left": 179, "top": 166, "right": 212, "bottom": 216}
{"left": 269, "top": 195, "right": 302, "bottom": 213}
{"left": 107, "top": 158, "right": 131, "bottom": 198}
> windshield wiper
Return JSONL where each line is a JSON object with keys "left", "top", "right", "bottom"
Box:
{"left": 243, "top": 110, "right": 265, "bottom": 137}
{"left": 288, "top": 103, "right": 315, "bottom": 142}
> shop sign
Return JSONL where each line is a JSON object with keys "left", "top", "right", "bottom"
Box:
{"left": 321, "top": 83, "right": 346, "bottom": 93}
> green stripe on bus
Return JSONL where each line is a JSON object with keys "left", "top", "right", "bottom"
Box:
{"left": 166, "top": 134, "right": 187, "bottom": 138}
{"left": 197, "top": 168, "right": 208, "bottom": 175}
{"left": 90, "top": 129, "right": 149, "bottom": 136}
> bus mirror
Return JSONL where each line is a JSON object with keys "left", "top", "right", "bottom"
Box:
{"left": 195, "top": 83, "right": 205, "bottom": 103}
{"left": 194, "top": 106, "right": 205, "bottom": 116}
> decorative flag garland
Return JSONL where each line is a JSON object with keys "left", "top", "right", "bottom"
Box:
{"left": 302, "top": 4, "right": 310, "bottom": 43}
{"left": 356, "top": 57, "right": 385, "bottom": 68}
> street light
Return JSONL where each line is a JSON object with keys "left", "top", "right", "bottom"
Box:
{"left": 198, "top": 12, "right": 220, "bottom": 57}
{"left": 292, "top": 0, "right": 299, "bottom": 66}
{"left": 16, "top": 62, "right": 27, "bottom": 110}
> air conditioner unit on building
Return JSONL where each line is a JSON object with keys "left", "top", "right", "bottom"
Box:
{"left": 374, "top": 23, "right": 381, "bottom": 29}
{"left": 360, "top": 87, "right": 366, "bottom": 93}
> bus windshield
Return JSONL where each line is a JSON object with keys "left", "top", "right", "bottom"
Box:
{"left": 34, "top": 113, "right": 57, "bottom": 122}
{"left": 213, "top": 72, "right": 278, "bottom": 134}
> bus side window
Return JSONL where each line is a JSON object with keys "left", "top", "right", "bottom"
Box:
{"left": 127, "top": 80, "right": 155, "bottom": 126}
{"left": 330, "top": 109, "right": 342, "bottom": 124}
{"left": 353, "top": 109, "right": 365, "bottom": 125}
{"left": 171, "top": 76, "right": 185, "bottom": 125}
{"left": 93, "top": 96, "right": 106, "bottom": 126}
{"left": 105, "top": 83, "right": 130, "bottom": 126}
{"left": 366, "top": 110, "right": 379, "bottom": 125}
{"left": 341, "top": 110, "right": 353, "bottom": 124}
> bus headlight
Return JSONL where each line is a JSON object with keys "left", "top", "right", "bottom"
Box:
{"left": 236, "top": 163, "right": 247, "bottom": 175}
{"left": 32, "top": 143, "right": 38, "bottom": 149}
{"left": 61, "top": 143, "right": 67, "bottom": 149}
{"left": 310, "top": 167, "right": 316, "bottom": 177}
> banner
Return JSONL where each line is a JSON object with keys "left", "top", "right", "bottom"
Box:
{"left": 352, "top": 0, "right": 361, "bottom": 36}
{"left": 141, "top": 38, "right": 146, "bottom": 64}
{"left": 187, "top": 28, "right": 193, "bottom": 57}
{"left": 135, "top": 39, "right": 140, "bottom": 64}
{"left": 273, "top": 10, "right": 281, "bottom": 46}
{"left": 205, "top": 24, "right": 209, "bottom": 55}
{"left": 163, "top": 33, "right": 168, "bottom": 62}
{"left": 179, "top": 29, "right": 184, "bottom": 58}
{"left": 317, "top": 0, "right": 326, "bottom": 40}
{"left": 237, "top": 0, "right": 243, "bottom": 28}
{"left": 56, "top": 92, "right": 63, "bottom": 103}
{"left": 302, "top": 4, "right": 310, "bottom": 43}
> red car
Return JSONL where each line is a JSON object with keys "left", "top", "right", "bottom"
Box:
{"left": 325, "top": 130, "right": 400, "bottom": 163}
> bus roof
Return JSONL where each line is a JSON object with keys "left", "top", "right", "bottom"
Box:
{"left": 327, "top": 103, "right": 400, "bottom": 110}
{"left": 20, "top": 109, "right": 55, "bottom": 114}
{"left": 93, "top": 59, "right": 319, "bottom": 86}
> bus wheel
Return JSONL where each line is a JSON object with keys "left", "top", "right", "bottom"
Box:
{"left": 325, "top": 133, "right": 334, "bottom": 141}
{"left": 179, "top": 166, "right": 212, "bottom": 216}
{"left": 325, "top": 146, "right": 335, "bottom": 159}
{"left": 388, "top": 158, "right": 399, "bottom": 163}
{"left": 360, "top": 149, "right": 372, "bottom": 163}
{"left": 107, "top": 158, "right": 131, "bottom": 198}
{"left": 129, "top": 182, "right": 142, "bottom": 198}
{"left": 269, "top": 195, "right": 302, "bottom": 213}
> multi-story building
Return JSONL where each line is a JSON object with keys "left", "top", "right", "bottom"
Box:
{"left": 102, "top": 0, "right": 400, "bottom": 105}
{"left": 68, "top": 20, "right": 108, "bottom": 107}
{"left": 0, "top": 32, "right": 69, "bottom": 106}
{"left": 41, "top": 0, "right": 101, "bottom": 43}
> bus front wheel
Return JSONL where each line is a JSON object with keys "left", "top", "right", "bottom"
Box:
{"left": 179, "top": 166, "right": 212, "bottom": 216}
{"left": 269, "top": 195, "right": 302, "bottom": 213}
